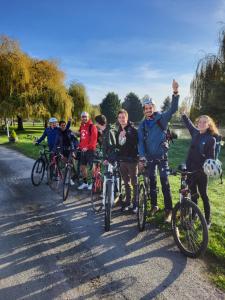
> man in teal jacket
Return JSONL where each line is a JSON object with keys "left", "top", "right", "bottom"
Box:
{"left": 138, "top": 80, "right": 179, "bottom": 222}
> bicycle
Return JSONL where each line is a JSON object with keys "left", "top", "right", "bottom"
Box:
{"left": 170, "top": 165, "right": 208, "bottom": 258}
{"left": 103, "top": 161, "right": 125, "bottom": 231}
{"left": 91, "top": 158, "right": 104, "bottom": 212}
{"left": 31, "top": 144, "right": 50, "bottom": 186}
{"left": 47, "top": 147, "right": 67, "bottom": 191}
{"left": 137, "top": 161, "right": 150, "bottom": 231}
{"left": 63, "top": 148, "right": 80, "bottom": 201}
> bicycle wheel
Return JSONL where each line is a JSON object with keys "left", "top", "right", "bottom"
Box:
{"left": 172, "top": 198, "right": 208, "bottom": 258}
{"left": 91, "top": 174, "right": 103, "bottom": 212}
{"left": 63, "top": 165, "right": 71, "bottom": 201}
{"left": 137, "top": 183, "right": 147, "bottom": 232}
{"left": 31, "top": 158, "right": 45, "bottom": 186}
{"left": 105, "top": 181, "right": 112, "bottom": 232}
{"left": 47, "top": 163, "right": 61, "bottom": 190}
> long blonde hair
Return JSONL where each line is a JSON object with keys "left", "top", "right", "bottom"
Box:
{"left": 195, "top": 115, "right": 219, "bottom": 136}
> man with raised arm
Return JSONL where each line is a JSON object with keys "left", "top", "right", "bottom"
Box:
{"left": 138, "top": 80, "right": 179, "bottom": 223}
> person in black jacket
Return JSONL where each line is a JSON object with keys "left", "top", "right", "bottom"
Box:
{"left": 181, "top": 112, "right": 218, "bottom": 228}
{"left": 116, "top": 109, "right": 138, "bottom": 213}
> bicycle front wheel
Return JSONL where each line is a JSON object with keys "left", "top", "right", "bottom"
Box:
{"left": 172, "top": 198, "right": 208, "bottom": 258}
{"left": 31, "top": 158, "right": 45, "bottom": 186}
{"left": 63, "top": 165, "right": 71, "bottom": 201}
{"left": 47, "top": 163, "right": 61, "bottom": 190}
{"left": 105, "top": 181, "right": 112, "bottom": 232}
{"left": 137, "top": 183, "right": 147, "bottom": 232}
{"left": 91, "top": 174, "right": 103, "bottom": 213}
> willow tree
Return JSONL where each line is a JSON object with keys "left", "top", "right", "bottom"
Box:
{"left": 29, "top": 59, "right": 73, "bottom": 123}
{"left": 0, "top": 35, "right": 31, "bottom": 129}
{"left": 68, "top": 82, "right": 90, "bottom": 124}
{"left": 191, "top": 28, "right": 225, "bottom": 123}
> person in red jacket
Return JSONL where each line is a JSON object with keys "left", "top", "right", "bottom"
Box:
{"left": 77, "top": 111, "right": 98, "bottom": 190}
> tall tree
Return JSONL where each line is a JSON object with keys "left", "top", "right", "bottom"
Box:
{"left": 122, "top": 92, "right": 143, "bottom": 122}
{"left": 100, "top": 92, "right": 121, "bottom": 124}
{"left": 69, "top": 82, "right": 90, "bottom": 124}
{"left": 161, "top": 96, "right": 171, "bottom": 112}
{"left": 191, "top": 27, "right": 225, "bottom": 123}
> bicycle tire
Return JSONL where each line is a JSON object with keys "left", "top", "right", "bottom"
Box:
{"left": 105, "top": 180, "right": 112, "bottom": 232}
{"left": 31, "top": 158, "right": 45, "bottom": 186}
{"left": 137, "top": 183, "right": 147, "bottom": 232}
{"left": 172, "top": 198, "right": 208, "bottom": 258}
{"left": 47, "top": 163, "right": 61, "bottom": 190}
{"left": 63, "top": 165, "right": 72, "bottom": 201}
{"left": 91, "top": 174, "right": 103, "bottom": 213}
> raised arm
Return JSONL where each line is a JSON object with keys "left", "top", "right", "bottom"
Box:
{"left": 161, "top": 80, "right": 179, "bottom": 124}
{"left": 181, "top": 114, "right": 198, "bottom": 136}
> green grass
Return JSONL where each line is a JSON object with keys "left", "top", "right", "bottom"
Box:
{"left": 0, "top": 123, "right": 224, "bottom": 290}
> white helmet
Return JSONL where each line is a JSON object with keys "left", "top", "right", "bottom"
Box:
{"left": 203, "top": 159, "right": 222, "bottom": 177}
{"left": 49, "top": 117, "right": 58, "bottom": 123}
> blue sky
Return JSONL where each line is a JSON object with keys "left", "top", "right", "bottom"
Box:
{"left": 0, "top": 0, "right": 225, "bottom": 106}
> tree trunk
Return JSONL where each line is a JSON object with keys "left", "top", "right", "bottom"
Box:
{"left": 17, "top": 115, "right": 24, "bottom": 131}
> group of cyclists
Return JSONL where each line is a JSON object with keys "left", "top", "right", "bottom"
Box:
{"left": 36, "top": 79, "right": 222, "bottom": 230}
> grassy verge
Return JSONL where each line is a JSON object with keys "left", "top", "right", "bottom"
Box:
{"left": 0, "top": 123, "right": 224, "bottom": 290}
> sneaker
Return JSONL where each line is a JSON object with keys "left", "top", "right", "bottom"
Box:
{"left": 88, "top": 183, "right": 92, "bottom": 190}
{"left": 133, "top": 207, "right": 138, "bottom": 214}
{"left": 70, "top": 179, "right": 75, "bottom": 186}
{"left": 149, "top": 206, "right": 159, "bottom": 216}
{"left": 164, "top": 210, "right": 172, "bottom": 223}
{"left": 77, "top": 183, "right": 88, "bottom": 190}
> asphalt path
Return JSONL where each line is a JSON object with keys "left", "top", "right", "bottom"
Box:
{"left": 0, "top": 146, "right": 224, "bottom": 300}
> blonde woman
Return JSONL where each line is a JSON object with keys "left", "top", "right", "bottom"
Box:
{"left": 181, "top": 113, "right": 219, "bottom": 228}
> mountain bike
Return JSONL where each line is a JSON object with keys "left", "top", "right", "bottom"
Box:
{"left": 63, "top": 149, "right": 80, "bottom": 201}
{"left": 91, "top": 158, "right": 104, "bottom": 212}
{"left": 171, "top": 165, "right": 208, "bottom": 258}
{"left": 103, "top": 161, "right": 125, "bottom": 231}
{"left": 47, "top": 148, "right": 67, "bottom": 191}
{"left": 31, "top": 144, "right": 50, "bottom": 186}
{"left": 137, "top": 161, "right": 150, "bottom": 231}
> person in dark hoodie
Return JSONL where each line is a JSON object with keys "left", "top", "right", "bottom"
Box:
{"left": 116, "top": 109, "right": 138, "bottom": 213}
{"left": 181, "top": 112, "right": 218, "bottom": 229}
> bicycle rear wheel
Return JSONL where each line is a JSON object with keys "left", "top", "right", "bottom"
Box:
{"left": 105, "top": 181, "right": 112, "bottom": 232}
{"left": 137, "top": 183, "right": 147, "bottom": 231}
{"left": 63, "top": 165, "right": 71, "bottom": 201}
{"left": 31, "top": 158, "right": 45, "bottom": 186}
{"left": 172, "top": 198, "right": 208, "bottom": 258}
{"left": 91, "top": 174, "right": 103, "bottom": 212}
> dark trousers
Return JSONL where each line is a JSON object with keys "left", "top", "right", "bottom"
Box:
{"left": 147, "top": 159, "right": 172, "bottom": 210}
{"left": 188, "top": 172, "right": 210, "bottom": 223}
{"left": 120, "top": 161, "right": 138, "bottom": 207}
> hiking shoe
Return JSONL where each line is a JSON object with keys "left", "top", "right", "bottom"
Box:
{"left": 70, "top": 179, "right": 75, "bottom": 186}
{"left": 77, "top": 183, "right": 88, "bottom": 190}
{"left": 149, "top": 206, "right": 159, "bottom": 216}
{"left": 164, "top": 210, "right": 172, "bottom": 223}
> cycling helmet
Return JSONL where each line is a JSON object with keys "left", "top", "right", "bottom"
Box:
{"left": 81, "top": 111, "right": 89, "bottom": 117}
{"left": 49, "top": 117, "right": 58, "bottom": 123}
{"left": 203, "top": 159, "right": 222, "bottom": 177}
{"left": 142, "top": 96, "right": 155, "bottom": 107}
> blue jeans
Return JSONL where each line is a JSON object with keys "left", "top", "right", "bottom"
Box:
{"left": 147, "top": 158, "right": 172, "bottom": 210}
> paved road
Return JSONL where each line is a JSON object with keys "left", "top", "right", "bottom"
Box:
{"left": 0, "top": 146, "right": 224, "bottom": 300}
